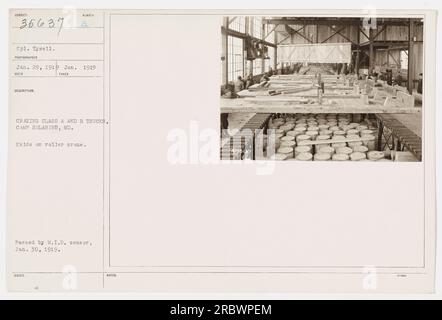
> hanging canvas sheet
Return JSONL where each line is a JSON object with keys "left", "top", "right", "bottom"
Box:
{"left": 277, "top": 42, "right": 352, "bottom": 63}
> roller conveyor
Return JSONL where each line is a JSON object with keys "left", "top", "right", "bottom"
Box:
{"left": 375, "top": 114, "right": 422, "bottom": 161}
{"left": 220, "top": 113, "right": 272, "bottom": 160}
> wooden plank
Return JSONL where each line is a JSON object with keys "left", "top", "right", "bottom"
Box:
{"left": 297, "top": 136, "right": 375, "bottom": 146}
{"left": 270, "top": 74, "right": 350, "bottom": 79}
{"left": 243, "top": 96, "right": 368, "bottom": 105}
{"left": 252, "top": 93, "right": 362, "bottom": 99}
{"left": 269, "top": 80, "right": 316, "bottom": 85}
{"left": 280, "top": 87, "right": 315, "bottom": 94}
{"left": 269, "top": 79, "right": 343, "bottom": 85}
{"left": 236, "top": 90, "right": 270, "bottom": 98}
{"left": 237, "top": 86, "right": 315, "bottom": 97}
{"left": 238, "top": 86, "right": 355, "bottom": 98}
{"left": 220, "top": 98, "right": 421, "bottom": 114}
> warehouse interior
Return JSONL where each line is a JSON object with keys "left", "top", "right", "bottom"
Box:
{"left": 220, "top": 16, "right": 423, "bottom": 162}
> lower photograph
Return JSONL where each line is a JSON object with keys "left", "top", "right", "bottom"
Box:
{"left": 220, "top": 112, "right": 421, "bottom": 162}
{"left": 220, "top": 16, "right": 423, "bottom": 162}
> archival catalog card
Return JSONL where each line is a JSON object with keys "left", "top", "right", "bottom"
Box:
{"left": 7, "top": 9, "right": 437, "bottom": 292}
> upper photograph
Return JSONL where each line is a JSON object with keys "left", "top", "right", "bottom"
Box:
{"left": 220, "top": 16, "right": 423, "bottom": 162}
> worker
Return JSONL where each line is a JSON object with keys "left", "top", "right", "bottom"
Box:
{"left": 385, "top": 69, "right": 393, "bottom": 86}
{"left": 372, "top": 71, "right": 379, "bottom": 82}
{"left": 417, "top": 73, "right": 423, "bottom": 94}
{"left": 221, "top": 85, "right": 234, "bottom": 99}
{"left": 220, "top": 113, "right": 229, "bottom": 131}
{"left": 289, "top": 63, "right": 295, "bottom": 74}
{"left": 234, "top": 76, "right": 244, "bottom": 93}
{"left": 336, "top": 63, "right": 342, "bottom": 75}
{"left": 379, "top": 72, "right": 386, "bottom": 81}
{"left": 245, "top": 74, "right": 254, "bottom": 89}
{"left": 260, "top": 73, "right": 270, "bottom": 84}
{"left": 220, "top": 84, "right": 235, "bottom": 134}
{"left": 342, "top": 63, "right": 349, "bottom": 75}
{"left": 347, "top": 61, "right": 354, "bottom": 74}
{"left": 276, "top": 63, "right": 282, "bottom": 74}
{"left": 394, "top": 72, "right": 404, "bottom": 86}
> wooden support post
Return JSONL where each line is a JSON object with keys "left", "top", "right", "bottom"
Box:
{"left": 316, "top": 24, "right": 319, "bottom": 43}
{"left": 274, "top": 46, "right": 277, "bottom": 70}
{"left": 245, "top": 17, "right": 251, "bottom": 77}
{"left": 223, "top": 17, "right": 229, "bottom": 86}
{"left": 245, "top": 16, "right": 250, "bottom": 35}
{"left": 355, "top": 26, "right": 360, "bottom": 76}
{"left": 396, "top": 139, "right": 402, "bottom": 151}
{"left": 250, "top": 60, "right": 254, "bottom": 77}
{"left": 369, "top": 28, "right": 374, "bottom": 75}
{"left": 274, "top": 29, "right": 278, "bottom": 71}
{"left": 262, "top": 22, "right": 266, "bottom": 74}
{"left": 407, "top": 19, "right": 415, "bottom": 94}
{"left": 386, "top": 48, "right": 390, "bottom": 67}
{"left": 355, "top": 47, "right": 360, "bottom": 77}
{"left": 377, "top": 119, "right": 384, "bottom": 151}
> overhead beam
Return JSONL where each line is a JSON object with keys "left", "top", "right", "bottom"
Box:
{"left": 383, "top": 44, "right": 412, "bottom": 50}
{"left": 264, "top": 18, "right": 362, "bottom": 26}
{"left": 264, "top": 18, "right": 410, "bottom": 27}
{"left": 369, "top": 28, "right": 374, "bottom": 75}
{"left": 221, "top": 26, "right": 277, "bottom": 48}
{"left": 359, "top": 40, "right": 420, "bottom": 47}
